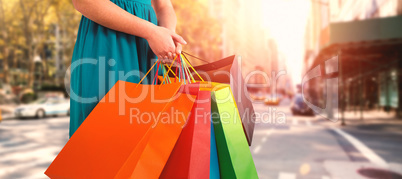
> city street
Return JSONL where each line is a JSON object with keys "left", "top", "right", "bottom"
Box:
{"left": 1, "top": 0, "right": 402, "bottom": 178}
{"left": 1, "top": 102, "right": 402, "bottom": 179}
{"left": 251, "top": 102, "right": 402, "bottom": 179}
{"left": 0, "top": 116, "right": 69, "bottom": 178}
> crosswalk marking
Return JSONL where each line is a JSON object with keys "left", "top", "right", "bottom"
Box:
{"left": 278, "top": 172, "right": 296, "bottom": 179}
{"left": 292, "top": 118, "right": 298, "bottom": 125}
{"left": 0, "top": 139, "right": 24, "bottom": 146}
{"left": 253, "top": 145, "right": 262, "bottom": 154}
{"left": 262, "top": 136, "right": 267, "bottom": 142}
{"left": 253, "top": 130, "right": 273, "bottom": 154}
{"left": 0, "top": 158, "right": 50, "bottom": 177}
{"left": 306, "top": 120, "right": 312, "bottom": 126}
{"left": 332, "top": 128, "right": 388, "bottom": 168}
{"left": 289, "top": 118, "right": 315, "bottom": 127}
{"left": 0, "top": 143, "right": 38, "bottom": 155}
{"left": 0, "top": 146, "right": 60, "bottom": 178}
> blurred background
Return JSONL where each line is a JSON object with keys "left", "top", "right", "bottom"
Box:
{"left": 1, "top": 0, "right": 402, "bottom": 178}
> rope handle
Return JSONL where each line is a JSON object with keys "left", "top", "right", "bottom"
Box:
{"left": 136, "top": 59, "right": 160, "bottom": 87}
{"left": 160, "top": 52, "right": 204, "bottom": 84}
{"left": 136, "top": 51, "right": 204, "bottom": 88}
{"left": 181, "top": 53, "right": 204, "bottom": 82}
{"left": 182, "top": 54, "right": 195, "bottom": 83}
{"left": 135, "top": 55, "right": 178, "bottom": 87}
{"left": 182, "top": 51, "right": 210, "bottom": 64}
{"left": 152, "top": 61, "right": 161, "bottom": 85}
{"left": 159, "top": 55, "right": 179, "bottom": 87}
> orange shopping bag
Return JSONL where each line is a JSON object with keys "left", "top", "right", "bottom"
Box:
{"left": 116, "top": 83, "right": 199, "bottom": 179}
{"left": 46, "top": 59, "right": 199, "bottom": 178}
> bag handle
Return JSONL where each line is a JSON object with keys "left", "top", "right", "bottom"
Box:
{"left": 152, "top": 61, "right": 161, "bottom": 85}
{"left": 159, "top": 55, "right": 179, "bottom": 87}
{"left": 136, "top": 59, "right": 160, "bottom": 87}
{"left": 161, "top": 53, "right": 204, "bottom": 84}
{"left": 181, "top": 53, "right": 204, "bottom": 82}
{"left": 137, "top": 52, "right": 205, "bottom": 88}
{"left": 182, "top": 51, "right": 210, "bottom": 64}
{"left": 136, "top": 54, "right": 179, "bottom": 87}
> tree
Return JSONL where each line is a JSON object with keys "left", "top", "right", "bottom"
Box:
{"left": 17, "top": 0, "right": 56, "bottom": 87}
{"left": 172, "top": 0, "right": 222, "bottom": 65}
{"left": 0, "top": 0, "right": 11, "bottom": 83}
{"left": 0, "top": 0, "right": 80, "bottom": 88}
{"left": 0, "top": 0, "right": 221, "bottom": 89}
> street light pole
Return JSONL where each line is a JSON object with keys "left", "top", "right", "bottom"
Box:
{"left": 55, "top": 24, "right": 60, "bottom": 85}
{"left": 339, "top": 50, "right": 345, "bottom": 125}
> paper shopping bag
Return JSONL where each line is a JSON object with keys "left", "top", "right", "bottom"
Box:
{"left": 210, "top": 117, "right": 220, "bottom": 179}
{"left": 172, "top": 55, "right": 256, "bottom": 145}
{"left": 211, "top": 87, "right": 258, "bottom": 179}
{"left": 117, "top": 83, "right": 199, "bottom": 179}
{"left": 160, "top": 90, "right": 211, "bottom": 179}
{"left": 45, "top": 81, "right": 198, "bottom": 179}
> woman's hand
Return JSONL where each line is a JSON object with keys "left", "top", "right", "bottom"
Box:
{"left": 175, "top": 42, "right": 182, "bottom": 55}
{"left": 147, "top": 26, "right": 186, "bottom": 60}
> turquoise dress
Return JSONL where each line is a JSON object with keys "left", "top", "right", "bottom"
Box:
{"left": 69, "top": 0, "right": 157, "bottom": 137}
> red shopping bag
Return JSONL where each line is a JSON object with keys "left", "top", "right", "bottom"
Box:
{"left": 169, "top": 53, "right": 256, "bottom": 145}
{"left": 45, "top": 80, "right": 199, "bottom": 179}
{"left": 160, "top": 90, "right": 211, "bottom": 179}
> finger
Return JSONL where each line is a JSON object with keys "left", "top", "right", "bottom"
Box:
{"left": 167, "top": 52, "right": 173, "bottom": 59}
{"left": 160, "top": 59, "right": 177, "bottom": 67}
{"left": 175, "top": 43, "right": 182, "bottom": 55}
{"left": 171, "top": 33, "right": 187, "bottom": 45}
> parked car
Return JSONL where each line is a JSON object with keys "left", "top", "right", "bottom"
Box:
{"left": 264, "top": 94, "right": 282, "bottom": 106}
{"left": 14, "top": 97, "right": 70, "bottom": 119}
{"left": 290, "top": 94, "right": 314, "bottom": 116}
{"left": 250, "top": 92, "right": 265, "bottom": 101}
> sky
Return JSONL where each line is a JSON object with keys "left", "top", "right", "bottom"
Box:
{"left": 261, "top": 0, "right": 311, "bottom": 86}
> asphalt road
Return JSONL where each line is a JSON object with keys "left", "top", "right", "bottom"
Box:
{"left": 0, "top": 102, "right": 402, "bottom": 179}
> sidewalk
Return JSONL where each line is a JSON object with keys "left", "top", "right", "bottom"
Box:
{"left": 315, "top": 109, "right": 402, "bottom": 128}
{"left": 0, "top": 105, "right": 17, "bottom": 120}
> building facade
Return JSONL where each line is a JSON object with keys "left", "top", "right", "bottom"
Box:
{"left": 209, "top": 0, "right": 272, "bottom": 92}
{"left": 304, "top": 0, "right": 402, "bottom": 120}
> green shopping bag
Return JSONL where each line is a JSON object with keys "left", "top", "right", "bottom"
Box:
{"left": 211, "top": 87, "right": 258, "bottom": 179}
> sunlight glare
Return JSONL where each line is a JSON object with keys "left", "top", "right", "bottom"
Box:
{"left": 261, "top": 0, "right": 311, "bottom": 86}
